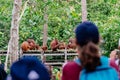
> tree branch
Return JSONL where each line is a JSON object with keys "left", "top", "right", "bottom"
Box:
{"left": 18, "top": 0, "right": 29, "bottom": 22}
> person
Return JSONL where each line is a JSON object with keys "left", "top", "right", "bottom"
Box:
{"left": 110, "top": 49, "right": 120, "bottom": 79}
{"left": 7, "top": 56, "right": 50, "bottom": 80}
{"left": 62, "top": 21, "right": 119, "bottom": 80}
{"left": 0, "top": 64, "right": 7, "bottom": 80}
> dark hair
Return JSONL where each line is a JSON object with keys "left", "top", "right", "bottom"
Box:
{"left": 75, "top": 21, "right": 101, "bottom": 72}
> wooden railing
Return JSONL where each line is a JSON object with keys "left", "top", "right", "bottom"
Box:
{"left": 0, "top": 50, "right": 78, "bottom": 66}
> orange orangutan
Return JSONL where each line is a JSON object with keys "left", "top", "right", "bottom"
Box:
{"left": 21, "top": 39, "right": 41, "bottom": 51}
{"left": 67, "top": 38, "right": 76, "bottom": 49}
{"left": 27, "top": 39, "right": 36, "bottom": 50}
{"left": 41, "top": 45, "right": 48, "bottom": 51}
{"left": 50, "top": 39, "right": 59, "bottom": 51}
{"left": 58, "top": 42, "right": 66, "bottom": 50}
{"left": 21, "top": 41, "right": 30, "bottom": 51}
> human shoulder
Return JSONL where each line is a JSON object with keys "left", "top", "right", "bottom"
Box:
{"left": 62, "top": 61, "right": 81, "bottom": 71}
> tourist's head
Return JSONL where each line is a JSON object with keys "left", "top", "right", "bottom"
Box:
{"left": 75, "top": 21, "right": 101, "bottom": 72}
{"left": 9, "top": 56, "right": 50, "bottom": 80}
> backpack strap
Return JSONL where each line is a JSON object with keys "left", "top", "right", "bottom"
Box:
{"left": 96, "top": 67, "right": 112, "bottom": 71}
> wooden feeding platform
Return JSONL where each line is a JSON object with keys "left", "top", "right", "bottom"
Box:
{"left": 0, "top": 50, "right": 78, "bottom": 66}
{"left": 0, "top": 50, "right": 7, "bottom": 56}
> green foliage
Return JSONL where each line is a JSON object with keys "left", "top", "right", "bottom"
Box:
{"left": 0, "top": 0, "right": 12, "bottom": 50}
{"left": 101, "top": 17, "right": 120, "bottom": 56}
{"left": 0, "top": 0, "right": 120, "bottom": 56}
{"left": 87, "top": 0, "right": 120, "bottom": 55}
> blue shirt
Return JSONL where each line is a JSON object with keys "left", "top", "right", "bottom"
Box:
{"left": 80, "top": 56, "right": 119, "bottom": 80}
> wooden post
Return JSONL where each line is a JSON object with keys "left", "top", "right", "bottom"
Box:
{"left": 64, "top": 48, "right": 67, "bottom": 63}
{"left": 41, "top": 51, "right": 44, "bottom": 63}
{"left": 118, "top": 38, "right": 120, "bottom": 47}
{"left": 0, "top": 56, "right": 1, "bottom": 64}
{"left": 81, "top": 0, "right": 87, "bottom": 22}
{"left": 43, "top": 0, "right": 48, "bottom": 47}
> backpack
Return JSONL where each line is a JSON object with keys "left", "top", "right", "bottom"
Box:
{"left": 80, "top": 67, "right": 118, "bottom": 80}
{"left": 75, "top": 56, "right": 119, "bottom": 80}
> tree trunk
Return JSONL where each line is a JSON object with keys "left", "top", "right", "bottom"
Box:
{"left": 81, "top": 0, "right": 87, "bottom": 22}
{"left": 7, "top": 0, "right": 22, "bottom": 65}
{"left": 43, "top": 0, "right": 48, "bottom": 46}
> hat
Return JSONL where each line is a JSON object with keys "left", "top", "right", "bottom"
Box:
{"left": 10, "top": 56, "right": 50, "bottom": 80}
{"left": 75, "top": 21, "right": 99, "bottom": 47}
